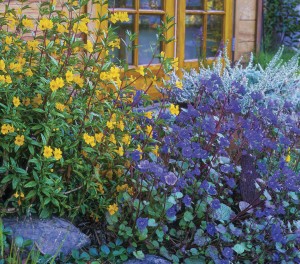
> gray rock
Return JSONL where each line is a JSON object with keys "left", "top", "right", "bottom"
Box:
{"left": 123, "top": 254, "right": 171, "bottom": 264}
{"left": 2, "top": 217, "right": 90, "bottom": 256}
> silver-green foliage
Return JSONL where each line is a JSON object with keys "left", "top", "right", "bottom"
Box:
{"left": 169, "top": 47, "right": 300, "bottom": 110}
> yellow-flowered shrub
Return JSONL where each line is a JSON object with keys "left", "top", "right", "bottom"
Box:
{"left": 0, "top": 0, "right": 174, "bottom": 220}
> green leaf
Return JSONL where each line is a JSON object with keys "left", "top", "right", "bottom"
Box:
{"left": 26, "top": 190, "right": 37, "bottom": 200}
{"left": 212, "top": 203, "right": 233, "bottom": 222}
{"left": 0, "top": 167, "right": 7, "bottom": 173}
{"left": 148, "top": 219, "right": 157, "bottom": 227}
{"left": 184, "top": 211, "right": 194, "bottom": 222}
{"left": 24, "top": 181, "right": 37, "bottom": 188}
{"left": 100, "top": 245, "right": 110, "bottom": 255}
{"left": 233, "top": 243, "right": 246, "bottom": 254}
{"left": 14, "top": 236, "right": 24, "bottom": 248}
{"left": 15, "top": 167, "right": 28, "bottom": 175}
{"left": 133, "top": 250, "right": 144, "bottom": 260}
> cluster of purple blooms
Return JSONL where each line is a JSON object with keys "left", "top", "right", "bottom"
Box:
{"left": 129, "top": 73, "right": 300, "bottom": 262}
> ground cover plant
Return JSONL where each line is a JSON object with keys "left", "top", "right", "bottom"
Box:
{"left": 0, "top": 0, "right": 300, "bottom": 263}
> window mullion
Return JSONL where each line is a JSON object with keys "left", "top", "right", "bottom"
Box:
{"left": 133, "top": 0, "right": 139, "bottom": 66}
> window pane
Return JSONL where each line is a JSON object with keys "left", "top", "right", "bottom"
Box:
{"left": 140, "top": 0, "right": 162, "bottom": 10}
{"left": 108, "top": 0, "right": 134, "bottom": 8}
{"left": 185, "top": 15, "right": 203, "bottom": 60}
{"left": 138, "top": 15, "right": 161, "bottom": 64}
{"left": 207, "top": 0, "right": 224, "bottom": 10}
{"left": 186, "top": 0, "right": 203, "bottom": 10}
{"left": 206, "top": 15, "right": 223, "bottom": 57}
{"left": 111, "top": 15, "right": 134, "bottom": 65}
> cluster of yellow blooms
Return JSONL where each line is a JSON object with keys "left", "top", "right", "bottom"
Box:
{"left": 14, "top": 135, "right": 25, "bottom": 146}
{"left": 109, "top": 12, "right": 130, "bottom": 24}
{"left": 50, "top": 77, "right": 65, "bottom": 92}
{"left": 107, "top": 203, "right": 118, "bottom": 215}
{"left": 13, "top": 191, "right": 25, "bottom": 206}
{"left": 116, "top": 184, "right": 134, "bottom": 195}
{"left": 43, "top": 146, "right": 63, "bottom": 160}
{"left": 1, "top": 124, "right": 15, "bottom": 134}
{"left": 38, "top": 18, "right": 54, "bottom": 31}
{"left": 169, "top": 104, "right": 180, "bottom": 116}
{"left": 83, "top": 132, "right": 104, "bottom": 147}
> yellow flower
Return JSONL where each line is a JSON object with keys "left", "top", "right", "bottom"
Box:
{"left": 285, "top": 154, "right": 291, "bottom": 163}
{"left": 65, "top": 70, "right": 74, "bottom": 82}
{"left": 146, "top": 125, "right": 153, "bottom": 138}
{"left": 0, "top": 75, "right": 5, "bottom": 82}
{"left": 83, "top": 133, "right": 96, "bottom": 147}
{"left": 136, "top": 65, "right": 145, "bottom": 76}
{"left": 9, "top": 62, "right": 22, "bottom": 73}
{"left": 50, "top": 77, "right": 64, "bottom": 91}
{"left": 175, "top": 80, "right": 183, "bottom": 89}
{"left": 144, "top": 111, "right": 152, "bottom": 119}
{"left": 0, "top": 60, "right": 6, "bottom": 72}
{"left": 57, "top": 24, "right": 67, "bottom": 34}
{"left": 1, "top": 124, "right": 14, "bottom": 135}
{"left": 110, "top": 12, "right": 129, "bottom": 24}
{"left": 72, "top": 21, "right": 88, "bottom": 34}
{"left": 5, "top": 76, "right": 12, "bottom": 84}
{"left": 97, "top": 184, "right": 104, "bottom": 194}
{"left": 95, "top": 132, "right": 104, "bottom": 143}
{"left": 55, "top": 102, "right": 66, "bottom": 111}
{"left": 117, "top": 121, "right": 124, "bottom": 131}
{"left": 27, "top": 40, "right": 39, "bottom": 50}
{"left": 43, "top": 146, "right": 53, "bottom": 158}
{"left": 53, "top": 148, "right": 62, "bottom": 160}
{"left": 152, "top": 145, "right": 159, "bottom": 156}
{"left": 23, "top": 97, "right": 31, "bottom": 106}
{"left": 22, "top": 18, "right": 34, "bottom": 29}
{"left": 106, "top": 120, "right": 115, "bottom": 130}
{"left": 115, "top": 146, "right": 124, "bottom": 156}
{"left": 122, "top": 134, "right": 131, "bottom": 145}
{"left": 107, "top": 203, "right": 118, "bottom": 215}
{"left": 38, "top": 18, "right": 53, "bottom": 31}
{"left": 109, "top": 134, "right": 116, "bottom": 144}
{"left": 73, "top": 75, "right": 84, "bottom": 88}
{"left": 5, "top": 36, "right": 13, "bottom": 45}
{"left": 84, "top": 40, "right": 93, "bottom": 53}
{"left": 169, "top": 104, "right": 180, "bottom": 116}
{"left": 32, "top": 94, "right": 43, "bottom": 106}
{"left": 15, "top": 135, "right": 25, "bottom": 146}
{"left": 13, "top": 97, "right": 21, "bottom": 107}
{"left": 26, "top": 69, "right": 33, "bottom": 77}
{"left": 172, "top": 57, "right": 179, "bottom": 71}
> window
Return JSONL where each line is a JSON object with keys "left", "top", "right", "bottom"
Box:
{"left": 106, "top": 1, "right": 232, "bottom": 68}
{"left": 107, "top": 0, "right": 174, "bottom": 66}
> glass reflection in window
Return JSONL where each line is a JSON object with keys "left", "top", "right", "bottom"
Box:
{"left": 185, "top": 15, "right": 203, "bottom": 60}
{"left": 111, "top": 15, "right": 134, "bottom": 65}
{"left": 186, "top": 0, "right": 203, "bottom": 10}
{"left": 206, "top": 15, "right": 223, "bottom": 57}
{"left": 108, "top": 0, "right": 134, "bottom": 8}
{"left": 138, "top": 15, "right": 161, "bottom": 64}
{"left": 207, "top": 0, "right": 224, "bottom": 10}
{"left": 139, "top": 0, "right": 162, "bottom": 9}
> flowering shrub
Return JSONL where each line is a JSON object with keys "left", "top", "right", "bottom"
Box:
{"left": 0, "top": 0, "right": 175, "bottom": 220}
{"left": 104, "top": 67, "right": 300, "bottom": 262}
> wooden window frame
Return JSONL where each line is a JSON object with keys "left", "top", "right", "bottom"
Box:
{"left": 177, "top": 0, "right": 233, "bottom": 70}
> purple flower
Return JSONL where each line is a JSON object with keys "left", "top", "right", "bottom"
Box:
{"left": 165, "top": 172, "right": 178, "bottom": 186}
{"left": 130, "top": 150, "right": 141, "bottom": 162}
{"left": 222, "top": 247, "right": 233, "bottom": 259}
{"left": 225, "top": 177, "right": 236, "bottom": 188}
{"left": 206, "top": 223, "right": 216, "bottom": 236}
{"left": 182, "top": 146, "right": 193, "bottom": 158}
{"left": 166, "top": 206, "right": 177, "bottom": 218}
{"left": 211, "top": 199, "right": 221, "bottom": 209}
{"left": 207, "top": 186, "right": 217, "bottom": 195}
{"left": 137, "top": 160, "right": 150, "bottom": 172}
{"left": 182, "top": 195, "right": 192, "bottom": 207}
{"left": 136, "top": 217, "right": 148, "bottom": 232}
